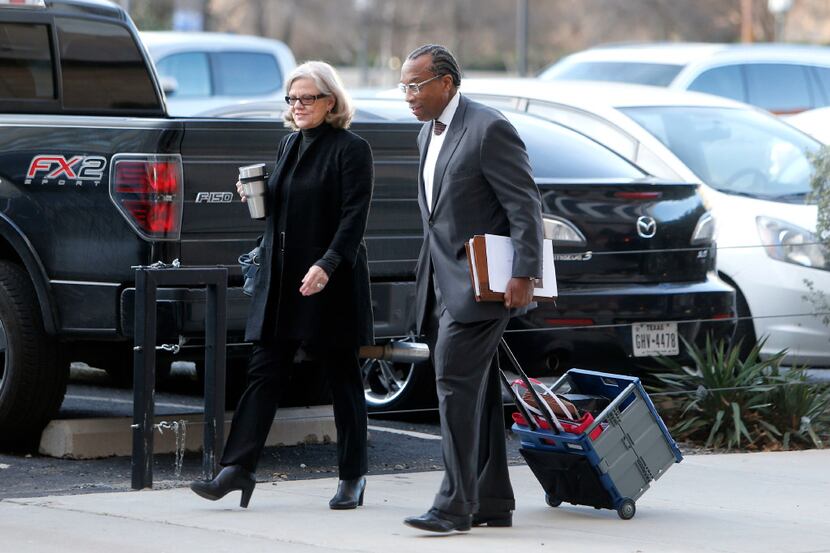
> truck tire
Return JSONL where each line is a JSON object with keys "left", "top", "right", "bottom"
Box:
{"left": 0, "top": 261, "right": 65, "bottom": 445}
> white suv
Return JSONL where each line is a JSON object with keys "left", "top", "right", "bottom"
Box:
{"left": 539, "top": 42, "right": 830, "bottom": 115}
{"left": 141, "top": 31, "right": 296, "bottom": 117}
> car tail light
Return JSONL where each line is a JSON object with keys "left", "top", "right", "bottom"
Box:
{"left": 614, "top": 191, "right": 662, "bottom": 200}
{"left": 690, "top": 212, "right": 715, "bottom": 245}
{"left": 110, "top": 154, "right": 183, "bottom": 241}
{"left": 543, "top": 215, "right": 586, "bottom": 247}
{"left": 544, "top": 318, "right": 594, "bottom": 327}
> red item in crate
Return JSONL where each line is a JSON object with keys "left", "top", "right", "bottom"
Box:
{"left": 512, "top": 411, "right": 603, "bottom": 440}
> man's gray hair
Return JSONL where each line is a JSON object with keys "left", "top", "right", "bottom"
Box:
{"left": 283, "top": 61, "right": 354, "bottom": 130}
{"left": 406, "top": 44, "right": 462, "bottom": 87}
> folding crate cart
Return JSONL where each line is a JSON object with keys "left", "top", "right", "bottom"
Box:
{"left": 499, "top": 339, "right": 682, "bottom": 520}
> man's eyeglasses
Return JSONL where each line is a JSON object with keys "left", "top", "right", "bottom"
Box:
{"left": 284, "top": 93, "right": 329, "bottom": 106}
{"left": 398, "top": 74, "right": 444, "bottom": 95}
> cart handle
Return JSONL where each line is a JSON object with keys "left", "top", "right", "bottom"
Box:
{"left": 583, "top": 382, "right": 638, "bottom": 436}
{"left": 498, "top": 338, "right": 561, "bottom": 434}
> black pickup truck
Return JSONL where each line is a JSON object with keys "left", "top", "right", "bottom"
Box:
{"left": 0, "top": 0, "right": 736, "bottom": 444}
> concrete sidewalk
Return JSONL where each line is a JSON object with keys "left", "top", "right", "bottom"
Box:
{"left": 2, "top": 449, "right": 829, "bottom": 553}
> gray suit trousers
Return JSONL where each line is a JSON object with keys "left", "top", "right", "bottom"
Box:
{"left": 426, "top": 275, "right": 515, "bottom": 516}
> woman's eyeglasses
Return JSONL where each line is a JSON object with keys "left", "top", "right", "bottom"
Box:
{"left": 398, "top": 74, "right": 444, "bottom": 95}
{"left": 285, "top": 93, "right": 330, "bottom": 106}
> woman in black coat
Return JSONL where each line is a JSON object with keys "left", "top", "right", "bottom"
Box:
{"left": 191, "top": 61, "right": 374, "bottom": 510}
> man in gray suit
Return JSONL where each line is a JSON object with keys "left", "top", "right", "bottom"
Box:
{"left": 400, "top": 45, "right": 544, "bottom": 533}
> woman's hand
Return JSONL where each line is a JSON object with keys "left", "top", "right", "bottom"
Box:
{"left": 300, "top": 265, "right": 329, "bottom": 296}
{"left": 235, "top": 180, "right": 247, "bottom": 203}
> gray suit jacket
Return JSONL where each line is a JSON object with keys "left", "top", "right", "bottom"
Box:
{"left": 414, "top": 94, "right": 544, "bottom": 333}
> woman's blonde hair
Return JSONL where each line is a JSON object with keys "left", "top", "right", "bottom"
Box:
{"left": 283, "top": 61, "right": 354, "bottom": 130}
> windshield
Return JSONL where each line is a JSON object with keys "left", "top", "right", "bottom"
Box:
{"left": 540, "top": 61, "right": 683, "bottom": 86}
{"left": 621, "top": 106, "right": 821, "bottom": 200}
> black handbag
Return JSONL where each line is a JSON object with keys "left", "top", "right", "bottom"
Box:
{"left": 238, "top": 246, "right": 261, "bottom": 297}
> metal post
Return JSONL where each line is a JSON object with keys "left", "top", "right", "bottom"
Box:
{"left": 131, "top": 266, "right": 228, "bottom": 490}
{"left": 131, "top": 268, "right": 158, "bottom": 490}
{"left": 203, "top": 277, "right": 227, "bottom": 479}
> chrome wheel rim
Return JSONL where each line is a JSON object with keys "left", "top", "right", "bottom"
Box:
{"left": 361, "top": 337, "right": 416, "bottom": 408}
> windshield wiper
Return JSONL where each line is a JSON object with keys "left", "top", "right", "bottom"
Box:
{"left": 712, "top": 188, "right": 761, "bottom": 199}
{"left": 771, "top": 192, "right": 809, "bottom": 202}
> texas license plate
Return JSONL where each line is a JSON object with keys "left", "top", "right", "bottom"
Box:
{"left": 632, "top": 322, "right": 679, "bottom": 357}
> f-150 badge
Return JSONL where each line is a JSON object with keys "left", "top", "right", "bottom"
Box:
{"left": 195, "top": 192, "right": 234, "bottom": 203}
{"left": 25, "top": 155, "right": 107, "bottom": 186}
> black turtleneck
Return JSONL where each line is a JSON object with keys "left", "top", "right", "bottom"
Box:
{"left": 284, "top": 123, "right": 342, "bottom": 277}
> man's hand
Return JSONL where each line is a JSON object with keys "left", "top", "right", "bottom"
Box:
{"left": 504, "top": 277, "right": 534, "bottom": 309}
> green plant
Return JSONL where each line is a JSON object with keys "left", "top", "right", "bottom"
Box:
{"left": 760, "top": 365, "right": 830, "bottom": 449}
{"left": 650, "top": 336, "right": 830, "bottom": 451}
{"left": 808, "top": 144, "right": 830, "bottom": 246}
{"left": 804, "top": 146, "right": 830, "bottom": 330}
{"left": 650, "top": 336, "right": 781, "bottom": 450}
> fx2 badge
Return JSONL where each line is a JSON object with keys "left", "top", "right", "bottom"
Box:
{"left": 25, "top": 155, "right": 107, "bottom": 187}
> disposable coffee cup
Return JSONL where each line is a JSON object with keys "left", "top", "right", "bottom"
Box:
{"left": 239, "top": 163, "right": 267, "bottom": 220}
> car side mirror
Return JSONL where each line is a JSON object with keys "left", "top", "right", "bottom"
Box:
{"left": 159, "top": 76, "right": 179, "bottom": 97}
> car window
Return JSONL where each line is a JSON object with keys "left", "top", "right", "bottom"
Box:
{"left": 503, "top": 111, "right": 646, "bottom": 180}
{"left": 156, "top": 52, "right": 211, "bottom": 97}
{"left": 56, "top": 17, "right": 160, "bottom": 112}
{"left": 0, "top": 22, "right": 54, "bottom": 100}
{"left": 687, "top": 65, "right": 746, "bottom": 102}
{"left": 745, "top": 64, "right": 812, "bottom": 113}
{"left": 540, "top": 61, "right": 683, "bottom": 86}
{"left": 214, "top": 52, "right": 281, "bottom": 96}
{"left": 622, "top": 106, "right": 820, "bottom": 201}
{"left": 810, "top": 66, "right": 830, "bottom": 107}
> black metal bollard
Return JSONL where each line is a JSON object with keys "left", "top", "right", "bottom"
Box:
{"left": 131, "top": 265, "right": 228, "bottom": 490}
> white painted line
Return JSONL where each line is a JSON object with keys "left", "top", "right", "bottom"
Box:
{"left": 367, "top": 424, "right": 442, "bottom": 441}
{"left": 64, "top": 394, "right": 200, "bottom": 411}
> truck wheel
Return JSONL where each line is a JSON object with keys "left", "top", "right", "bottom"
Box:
{"left": 361, "top": 337, "right": 436, "bottom": 413}
{"left": 0, "top": 262, "right": 65, "bottom": 445}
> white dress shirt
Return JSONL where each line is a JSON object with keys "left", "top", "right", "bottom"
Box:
{"left": 423, "top": 92, "right": 461, "bottom": 213}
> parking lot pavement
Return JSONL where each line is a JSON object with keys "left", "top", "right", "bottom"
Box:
{"left": 2, "top": 449, "right": 829, "bottom": 553}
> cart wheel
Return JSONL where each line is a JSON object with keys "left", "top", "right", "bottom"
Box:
{"left": 545, "top": 494, "right": 562, "bottom": 508}
{"left": 617, "top": 499, "right": 636, "bottom": 520}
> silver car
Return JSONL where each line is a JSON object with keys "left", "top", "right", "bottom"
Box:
{"left": 141, "top": 31, "right": 296, "bottom": 117}
{"left": 539, "top": 42, "right": 830, "bottom": 115}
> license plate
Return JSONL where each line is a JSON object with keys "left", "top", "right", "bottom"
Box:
{"left": 632, "top": 322, "right": 679, "bottom": 357}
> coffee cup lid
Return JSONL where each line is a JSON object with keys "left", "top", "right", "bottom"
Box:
{"left": 239, "top": 163, "right": 267, "bottom": 179}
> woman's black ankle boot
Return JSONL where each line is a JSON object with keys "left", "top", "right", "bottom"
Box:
{"left": 329, "top": 476, "right": 366, "bottom": 510}
{"left": 190, "top": 465, "right": 256, "bottom": 508}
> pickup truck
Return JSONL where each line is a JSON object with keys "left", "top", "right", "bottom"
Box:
{"left": 0, "top": 0, "right": 736, "bottom": 444}
{"left": 0, "top": 0, "right": 424, "bottom": 443}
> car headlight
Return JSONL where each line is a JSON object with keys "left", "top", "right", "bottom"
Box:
{"left": 691, "top": 212, "right": 715, "bottom": 245}
{"left": 756, "top": 216, "right": 829, "bottom": 271}
{"left": 543, "top": 215, "right": 586, "bottom": 247}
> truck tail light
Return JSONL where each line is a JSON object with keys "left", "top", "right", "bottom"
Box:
{"left": 110, "top": 154, "right": 183, "bottom": 241}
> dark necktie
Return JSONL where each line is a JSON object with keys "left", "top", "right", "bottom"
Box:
{"left": 433, "top": 120, "right": 446, "bottom": 136}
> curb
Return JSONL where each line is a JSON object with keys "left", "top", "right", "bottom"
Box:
{"left": 38, "top": 405, "right": 336, "bottom": 459}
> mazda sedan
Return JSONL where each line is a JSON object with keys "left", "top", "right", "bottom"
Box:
{"left": 199, "top": 98, "right": 736, "bottom": 411}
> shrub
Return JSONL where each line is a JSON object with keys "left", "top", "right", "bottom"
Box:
{"left": 649, "top": 336, "right": 830, "bottom": 451}
{"left": 650, "top": 336, "right": 780, "bottom": 450}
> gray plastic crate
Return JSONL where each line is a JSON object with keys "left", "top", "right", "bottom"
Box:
{"left": 591, "top": 382, "right": 679, "bottom": 503}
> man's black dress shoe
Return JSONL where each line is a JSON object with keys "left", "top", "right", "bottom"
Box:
{"left": 329, "top": 476, "right": 366, "bottom": 510}
{"left": 403, "top": 508, "right": 472, "bottom": 533}
{"left": 190, "top": 465, "right": 256, "bottom": 508}
{"left": 472, "top": 511, "right": 513, "bottom": 527}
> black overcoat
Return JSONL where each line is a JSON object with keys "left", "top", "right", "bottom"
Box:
{"left": 244, "top": 124, "right": 375, "bottom": 348}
